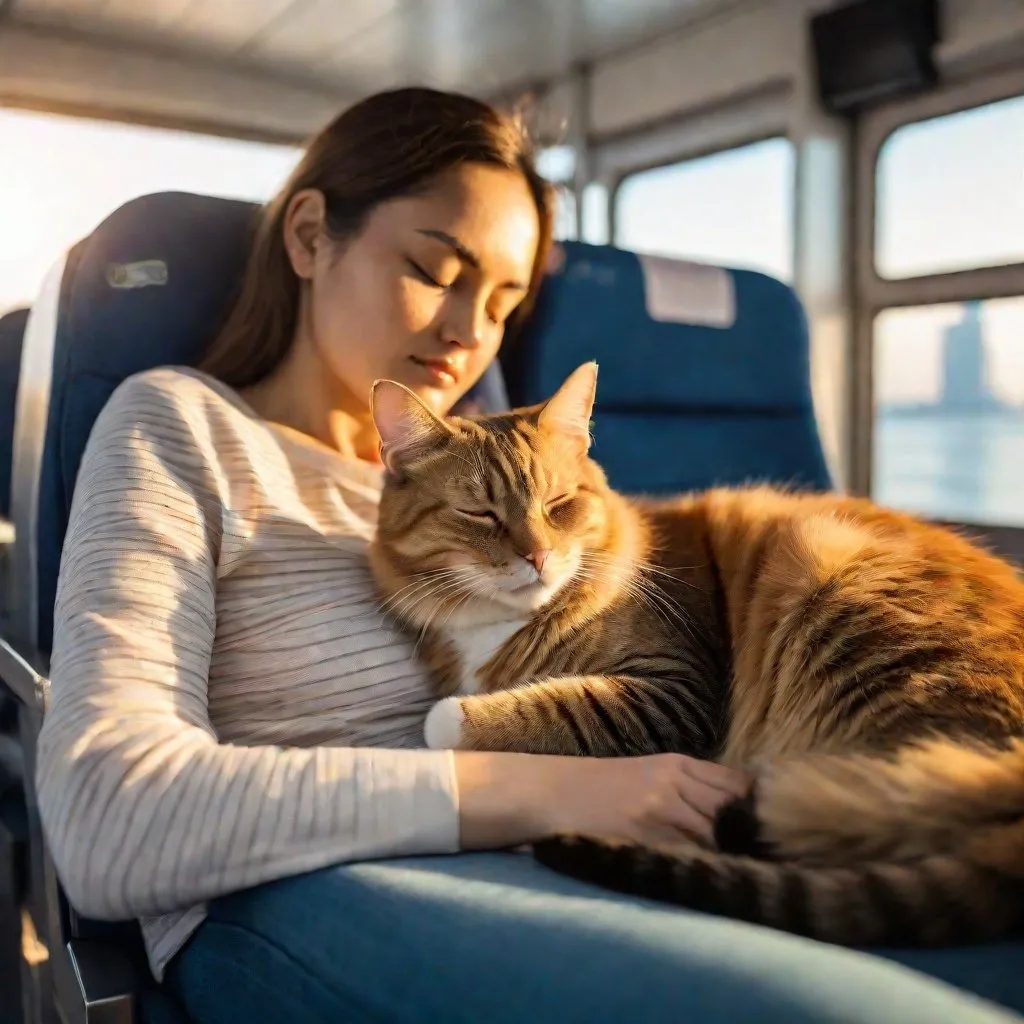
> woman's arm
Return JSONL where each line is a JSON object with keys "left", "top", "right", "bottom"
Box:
{"left": 36, "top": 372, "right": 461, "bottom": 920}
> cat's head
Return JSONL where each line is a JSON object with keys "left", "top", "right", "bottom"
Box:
{"left": 370, "top": 362, "right": 620, "bottom": 618}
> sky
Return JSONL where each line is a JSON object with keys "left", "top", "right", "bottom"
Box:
{"left": 2, "top": 94, "right": 1023, "bottom": 406}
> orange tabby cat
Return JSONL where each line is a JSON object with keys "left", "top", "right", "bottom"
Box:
{"left": 368, "top": 362, "right": 1024, "bottom": 947}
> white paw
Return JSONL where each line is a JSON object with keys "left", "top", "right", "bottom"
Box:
{"left": 424, "top": 697, "right": 466, "bottom": 750}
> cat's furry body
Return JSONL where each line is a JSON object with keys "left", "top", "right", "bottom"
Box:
{"left": 369, "top": 364, "right": 1024, "bottom": 948}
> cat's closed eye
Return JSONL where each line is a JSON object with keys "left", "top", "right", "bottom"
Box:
{"left": 456, "top": 508, "right": 500, "bottom": 525}
{"left": 545, "top": 493, "right": 579, "bottom": 523}
{"left": 545, "top": 494, "right": 575, "bottom": 511}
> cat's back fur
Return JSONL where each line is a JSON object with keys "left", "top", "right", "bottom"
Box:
{"left": 368, "top": 364, "right": 1024, "bottom": 947}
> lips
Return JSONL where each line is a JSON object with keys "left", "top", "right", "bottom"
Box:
{"left": 410, "top": 355, "right": 461, "bottom": 388}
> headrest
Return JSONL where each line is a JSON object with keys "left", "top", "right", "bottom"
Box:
{"left": 0, "top": 307, "right": 28, "bottom": 518}
{"left": 503, "top": 242, "right": 831, "bottom": 496}
{"left": 507, "top": 241, "right": 815, "bottom": 412}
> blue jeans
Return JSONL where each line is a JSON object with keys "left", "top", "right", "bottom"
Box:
{"left": 163, "top": 852, "right": 1024, "bottom": 1023}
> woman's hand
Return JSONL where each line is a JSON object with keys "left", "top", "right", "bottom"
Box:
{"left": 453, "top": 751, "right": 751, "bottom": 851}
{"left": 548, "top": 753, "right": 751, "bottom": 846}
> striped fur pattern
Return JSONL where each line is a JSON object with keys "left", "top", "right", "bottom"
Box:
{"left": 369, "top": 363, "right": 1024, "bottom": 947}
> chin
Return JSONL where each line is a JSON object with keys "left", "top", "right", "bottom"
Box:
{"left": 495, "top": 550, "right": 582, "bottom": 613}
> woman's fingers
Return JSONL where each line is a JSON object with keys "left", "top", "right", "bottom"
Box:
{"left": 673, "top": 773, "right": 740, "bottom": 821}
{"left": 676, "top": 754, "right": 752, "bottom": 798}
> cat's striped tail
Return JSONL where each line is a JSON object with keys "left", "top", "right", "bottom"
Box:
{"left": 532, "top": 833, "right": 1024, "bottom": 946}
{"left": 534, "top": 738, "right": 1024, "bottom": 945}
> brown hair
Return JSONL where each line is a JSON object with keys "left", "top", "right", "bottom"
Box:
{"left": 200, "top": 87, "right": 554, "bottom": 389}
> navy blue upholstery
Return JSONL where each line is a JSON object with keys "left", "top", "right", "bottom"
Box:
{"left": 503, "top": 242, "right": 831, "bottom": 497}
{"left": 32, "top": 191, "right": 509, "bottom": 652}
{"left": 0, "top": 307, "right": 28, "bottom": 519}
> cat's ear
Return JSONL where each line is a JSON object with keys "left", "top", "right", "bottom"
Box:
{"left": 371, "top": 379, "right": 453, "bottom": 476}
{"left": 537, "top": 361, "right": 597, "bottom": 450}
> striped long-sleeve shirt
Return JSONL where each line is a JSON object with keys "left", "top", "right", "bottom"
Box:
{"left": 35, "top": 367, "right": 460, "bottom": 980}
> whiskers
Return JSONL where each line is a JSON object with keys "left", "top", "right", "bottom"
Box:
{"left": 381, "top": 566, "right": 478, "bottom": 624}
{"left": 380, "top": 565, "right": 492, "bottom": 657}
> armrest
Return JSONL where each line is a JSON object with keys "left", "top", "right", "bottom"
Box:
{"left": 0, "top": 635, "right": 48, "bottom": 712}
{"left": 58, "top": 937, "right": 139, "bottom": 1024}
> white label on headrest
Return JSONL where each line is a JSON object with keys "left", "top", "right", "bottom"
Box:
{"left": 637, "top": 253, "right": 736, "bottom": 328}
{"left": 106, "top": 260, "right": 168, "bottom": 289}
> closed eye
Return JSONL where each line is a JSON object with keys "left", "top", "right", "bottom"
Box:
{"left": 545, "top": 494, "right": 575, "bottom": 512}
{"left": 455, "top": 508, "right": 500, "bottom": 525}
{"left": 406, "top": 259, "right": 450, "bottom": 290}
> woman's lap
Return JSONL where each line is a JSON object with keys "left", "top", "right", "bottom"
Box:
{"left": 165, "top": 852, "right": 1023, "bottom": 1024}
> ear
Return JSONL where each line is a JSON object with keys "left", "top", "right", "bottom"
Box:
{"left": 282, "top": 188, "right": 326, "bottom": 281}
{"left": 537, "top": 362, "right": 597, "bottom": 450}
{"left": 371, "top": 379, "right": 453, "bottom": 476}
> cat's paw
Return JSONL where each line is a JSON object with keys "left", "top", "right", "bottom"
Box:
{"left": 713, "top": 790, "right": 778, "bottom": 860}
{"left": 424, "top": 697, "right": 467, "bottom": 750}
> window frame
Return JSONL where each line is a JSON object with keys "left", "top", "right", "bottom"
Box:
{"left": 586, "top": 86, "right": 792, "bottom": 248}
{"left": 609, "top": 132, "right": 797, "bottom": 277}
{"left": 852, "top": 67, "right": 1024, "bottom": 561}
{"left": 0, "top": 95, "right": 307, "bottom": 149}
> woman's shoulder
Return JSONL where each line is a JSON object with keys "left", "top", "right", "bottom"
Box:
{"left": 84, "top": 366, "right": 279, "bottom": 494}
{"left": 108, "top": 365, "right": 254, "bottom": 420}
{"left": 98, "top": 366, "right": 264, "bottom": 447}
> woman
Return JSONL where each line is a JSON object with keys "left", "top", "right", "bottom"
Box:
{"left": 35, "top": 89, "right": 1019, "bottom": 1024}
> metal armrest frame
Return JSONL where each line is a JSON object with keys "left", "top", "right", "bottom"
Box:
{"left": 0, "top": 636, "right": 141, "bottom": 1024}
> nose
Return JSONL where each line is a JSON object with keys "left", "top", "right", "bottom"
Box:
{"left": 444, "top": 298, "right": 488, "bottom": 350}
{"left": 524, "top": 550, "right": 551, "bottom": 574}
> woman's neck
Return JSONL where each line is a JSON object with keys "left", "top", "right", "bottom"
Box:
{"left": 240, "top": 338, "right": 381, "bottom": 464}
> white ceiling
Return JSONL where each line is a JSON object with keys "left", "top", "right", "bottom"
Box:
{"left": 5, "top": 0, "right": 743, "bottom": 97}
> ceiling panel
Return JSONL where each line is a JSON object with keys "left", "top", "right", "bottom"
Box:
{"left": 238, "top": 0, "right": 408, "bottom": 65}
{"left": 170, "top": 0, "right": 302, "bottom": 51}
{"left": 313, "top": 0, "right": 726, "bottom": 91}
{"left": 8, "top": 0, "right": 739, "bottom": 98}
{"left": 317, "top": 0, "right": 559, "bottom": 94}
{"left": 15, "top": 0, "right": 193, "bottom": 41}
{"left": 10, "top": 0, "right": 297, "bottom": 57}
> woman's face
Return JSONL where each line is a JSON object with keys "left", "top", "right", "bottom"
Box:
{"left": 285, "top": 163, "right": 541, "bottom": 418}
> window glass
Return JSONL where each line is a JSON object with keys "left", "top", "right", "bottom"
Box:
{"left": 614, "top": 137, "right": 794, "bottom": 281}
{"left": 0, "top": 107, "right": 302, "bottom": 314}
{"left": 536, "top": 146, "right": 578, "bottom": 241}
{"left": 876, "top": 95, "right": 1024, "bottom": 279}
{"left": 873, "top": 297, "right": 1024, "bottom": 526}
{"left": 581, "top": 182, "right": 610, "bottom": 245}
{"left": 551, "top": 186, "right": 578, "bottom": 241}
{"left": 536, "top": 145, "right": 576, "bottom": 184}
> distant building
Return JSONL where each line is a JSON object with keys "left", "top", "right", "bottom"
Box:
{"left": 938, "top": 300, "right": 1003, "bottom": 411}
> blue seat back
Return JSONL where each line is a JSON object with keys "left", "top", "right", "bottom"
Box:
{"left": 14, "top": 191, "right": 509, "bottom": 653}
{"left": 503, "top": 242, "right": 831, "bottom": 497}
{"left": 0, "top": 307, "right": 28, "bottom": 519}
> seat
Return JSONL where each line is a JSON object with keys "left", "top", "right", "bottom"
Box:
{"left": 0, "top": 307, "right": 28, "bottom": 523}
{"left": 503, "top": 242, "right": 832, "bottom": 495}
{"left": 0, "top": 307, "right": 28, "bottom": 1024}
{"left": 0, "top": 305, "right": 26, "bottom": 639}
{"left": 0, "top": 190, "right": 514, "bottom": 1024}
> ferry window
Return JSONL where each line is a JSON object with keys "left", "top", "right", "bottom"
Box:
{"left": 872, "top": 297, "right": 1024, "bottom": 527}
{"left": 581, "top": 182, "right": 610, "bottom": 245}
{"left": 613, "top": 138, "right": 794, "bottom": 281}
{"left": 551, "top": 186, "right": 579, "bottom": 241}
{"left": 0, "top": 107, "right": 301, "bottom": 314}
{"left": 537, "top": 145, "right": 578, "bottom": 241}
{"left": 536, "top": 145, "right": 576, "bottom": 184}
{"left": 876, "top": 95, "right": 1024, "bottom": 279}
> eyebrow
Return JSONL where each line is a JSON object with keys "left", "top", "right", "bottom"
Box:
{"left": 416, "top": 228, "right": 527, "bottom": 291}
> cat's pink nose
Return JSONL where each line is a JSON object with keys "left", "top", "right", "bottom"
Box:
{"left": 525, "top": 550, "right": 551, "bottom": 573}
